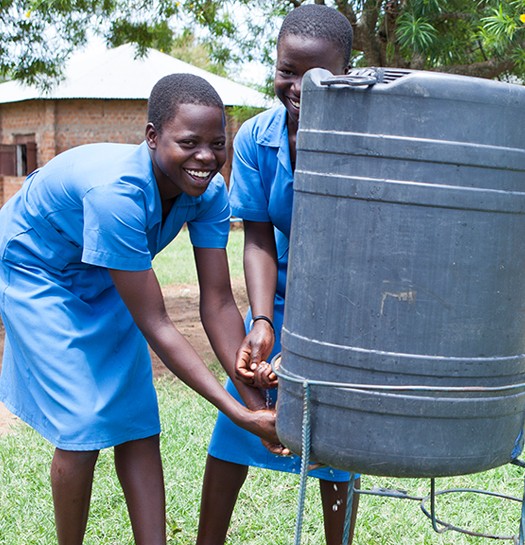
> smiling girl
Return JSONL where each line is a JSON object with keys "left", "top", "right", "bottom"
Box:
{"left": 197, "top": 5, "right": 359, "bottom": 545}
{"left": 0, "top": 73, "right": 278, "bottom": 545}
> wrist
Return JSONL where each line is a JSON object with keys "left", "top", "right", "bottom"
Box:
{"left": 232, "top": 404, "right": 252, "bottom": 428}
{"left": 235, "top": 380, "right": 267, "bottom": 410}
{"left": 251, "top": 315, "right": 275, "bottom": 333}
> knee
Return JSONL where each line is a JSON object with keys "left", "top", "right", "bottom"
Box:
{"left": 51, "top": 448, "right": 99, "bottom": 480}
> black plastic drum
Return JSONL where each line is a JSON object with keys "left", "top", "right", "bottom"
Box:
{"left": 276, "top": 68, "right": 525, "bottom": 478}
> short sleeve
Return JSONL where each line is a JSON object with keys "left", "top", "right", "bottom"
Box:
{"left": 82, "top": 182, "right": 153, "bottom": 270}
{"left": 229, "top": 122, "right": 271, "bottom": 223}
{"left": 187, "top": 174, "right": 231, "bottom": 249}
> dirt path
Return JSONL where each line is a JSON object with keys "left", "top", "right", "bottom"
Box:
{"left": 0, "top": 278, "right": 248, "bottom": 436}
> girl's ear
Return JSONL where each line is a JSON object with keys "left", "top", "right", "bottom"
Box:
{"left": 145, "top": 123, "right": 158, "bottom": 149}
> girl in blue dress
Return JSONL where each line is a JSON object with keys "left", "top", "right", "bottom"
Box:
{"left": 197, "top": 5, "right": 359, "bottom": 545}
{"left": 0, "top": 73, "right": 278, "bottom": 545}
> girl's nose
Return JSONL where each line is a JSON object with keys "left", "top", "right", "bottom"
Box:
{"left": 291, "top": 80, "right": 302, "bottom": 99}
{"left": 195, "top": 146, "right": 215, "bottom": 162}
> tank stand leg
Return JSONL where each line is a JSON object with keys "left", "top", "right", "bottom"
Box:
{"left": 429, "top": 478, "right": 447, "bottom": 534}
{"left": 293, "top": 381, "right": 312, "bottom": 545}
{"left": 342, "top": 473, "right": 357, "bottom": 545}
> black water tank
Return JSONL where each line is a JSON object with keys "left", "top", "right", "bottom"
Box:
{"left": 276, "top": 68, "right": 525, "bottom": 478}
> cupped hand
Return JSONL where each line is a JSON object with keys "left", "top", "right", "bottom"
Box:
{"left": 261, "top": 438, "right": 291, "bottom": 456}
{"left": 241, "top": 407, "right": 280, "bottom": 445}
{"left": 235, "top": 344, "right": 255, "bottom": 384}
{"left": 253, "top": 361, "right": 278, "bottom": 389}
{"left": 235, "top": 322, "right": 275, "bottom": 385}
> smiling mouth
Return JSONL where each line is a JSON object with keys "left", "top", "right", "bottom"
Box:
{"left": 185, "top": 169, "right": 213, "bottom": 181}
{"left": 289, "top": 98, "right": 300, "bottom": 110}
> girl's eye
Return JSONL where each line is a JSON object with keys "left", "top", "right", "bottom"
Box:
{"left": 180, "top": 140, "right": 197, "bottom": 148}
{"left": 279, "top": 69, "right": 294, "bottom": 77}
{"left": 214, "top": 142, "right": 226, "bottom": 150}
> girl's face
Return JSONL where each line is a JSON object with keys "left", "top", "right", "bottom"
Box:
{"left": 146, "top": 103, "right": 227, "bottom": 201}
{"left": 274, "top": 35, "right": 347, "bottom": 130}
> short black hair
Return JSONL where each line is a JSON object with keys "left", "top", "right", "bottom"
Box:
{"left": 277, "top": 4, "right": 353, "bottom": 67}
{"left": 148, "top": 73, "right": 224, "bottom": 132}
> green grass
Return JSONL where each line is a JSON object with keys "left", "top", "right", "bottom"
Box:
{"left": 1, "top": 379, "right": 525, "bottom": 544}
{"left": 153, "top": 226, "right": 245, "bottom": 286}
{"left": 2, "top": 226, "right": 525, "bottom": 544}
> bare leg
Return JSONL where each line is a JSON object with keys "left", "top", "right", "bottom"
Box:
{"left": 51, "top": 448, "right": 99, "bottom": 545}
{"left": 114, "top": 435, "right": 166, "bottom": 545}
{"left": 320, "top": 477, "right": 360, "bottom": 545}
{"left": 196, "top": 455, "right": 249, "bottom": 545}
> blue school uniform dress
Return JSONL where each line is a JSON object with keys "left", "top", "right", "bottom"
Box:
{"left": 0, "top": 142, "right": 230, "bottom": 451}
{"left": 208, "top": 106, "right": 350, "bottom": 482}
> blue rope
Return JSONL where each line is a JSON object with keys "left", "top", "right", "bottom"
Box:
{"left": 294, "top": 381, "right": 311, "bottom": 545}
{"left": 276, "top": 363, "right": 525, "bottom": 393}
{"left": 342, "top": 473, "right": 356, "bottom": 544}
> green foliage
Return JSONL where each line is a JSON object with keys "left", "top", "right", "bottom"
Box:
{"left": 170, "top": 29, "right": 228, "bottom": 75}
{"left": 0, "top": 0, "right": 177, "bottom": 87}
{"left": 483, "top": 4, "right": 520, "bottom": 39}
{"left": 1, "top": 0, "right": 524, "bottom": 87}
{"left": 396, "top": 12, "right": 439, "bottom": 53}
{"left": 349, "top": 0, "right": 522, "bottom": 78}
{"left": 480, "top": 1, "right": 525, "bottom": 65}
{"left": 228, "top": 105, "right": 266, "bottom": 124}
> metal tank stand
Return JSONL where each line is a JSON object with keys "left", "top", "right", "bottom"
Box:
{"left": 287, "top": 375, "right": 525, "bottom": 545}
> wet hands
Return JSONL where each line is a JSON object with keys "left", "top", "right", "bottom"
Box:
{"left": 236, "top": 354, "right": 278, "bottom": 389}
{"left": 262, "top": 438, "right": 291, "bottom": 456}
{"left": 236, "top": 323, "right": 289, "bottom": 454}
{"left": 245, "top": 402, "right": 290, "bottom": 456}
{"left": 243, "top": 407, "right": 279, "bottom": 445}
{"left": 242, "top": 407, "right": 290, "bottom": 456}
{"left": 235, "top": 320, "right": 276, "bottom": 386}
{"left": 253, "top": 361, "right": 278, "bottom": 389}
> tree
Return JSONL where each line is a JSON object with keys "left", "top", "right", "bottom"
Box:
{"left": 1, "top": 0, "right": 524, "bottom": 88}
{"left": 0, "top": 0, "right": 237, "bottom": 88}
{"left": 343, "top": 0, "right": 525, "bottom": 79}
{"left": 229, "top": 0, "right": 525, "bottom": 81}
{"left": 170, "top": 29, "right": 229, "bottom": 76}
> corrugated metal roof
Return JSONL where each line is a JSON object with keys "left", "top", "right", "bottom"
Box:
{"left": 0, "top": 42, "right": 271, "bottom": 107}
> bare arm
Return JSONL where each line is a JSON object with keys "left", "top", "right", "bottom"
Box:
{"left": 235, "top": 220, "right": 279, "bottom": 386}
{"left": 109, "top": 267, "right": 278, "bottom": 443}
{"left": 193, "top": 246, "right": 267, "bottom": 411}
{"left": 243, "top": 220, "right": 278, "bottom": 321}
{"left": 194, "top": 245, "right": 290, "bottom": 456}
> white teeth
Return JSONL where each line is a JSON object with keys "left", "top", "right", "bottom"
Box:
{"left": 186, "top": 169, "right": 210, "bottom": 179}
{"left": 291, "top": 99, "right": 300, "bottom": 109}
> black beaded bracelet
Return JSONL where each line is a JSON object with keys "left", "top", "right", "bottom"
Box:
{"left": 251, "top": 315, "right": 275, "bottom": 333}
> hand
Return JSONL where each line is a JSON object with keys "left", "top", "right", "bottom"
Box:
{"left": 239, "top": 407, "right": 281, "bottom": 445}
{"left": 253, "top": 361, "right": 278, "bottom": 389}
{"left": 235, "top": 321, "right": 275, "bottom": 385}
{"left": 261, "top": 438, "right": 291, "bottom": 456}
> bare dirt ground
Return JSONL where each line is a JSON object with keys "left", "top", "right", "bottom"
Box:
{"left": 0, "top": 278, "right": 248, "bottom": 436}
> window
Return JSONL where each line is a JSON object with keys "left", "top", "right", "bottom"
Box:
{"left": 16, "top": 144, "right": 27, "bottom": 177}
{"left": 0, "top": 136, "right": 37, "bottom": 176}
{"left": 0, "top": 145, "right": 16, "bottom": 176}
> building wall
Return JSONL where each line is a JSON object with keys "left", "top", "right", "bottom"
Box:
{"left": 54, "top": 99, "right": 146, "bottom": 156}
{"left": 1, "top": 100, "right": 57, "bottom": 167}
{"left": 0, "top": 98, "right": 249, "bottom": 206}
{"left": 0, "top": 175, "right": 23, "bottom": 205}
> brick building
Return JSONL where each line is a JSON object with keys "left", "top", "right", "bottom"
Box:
{"left": 0, "top": 42, "right": 269, "bottom": 206}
